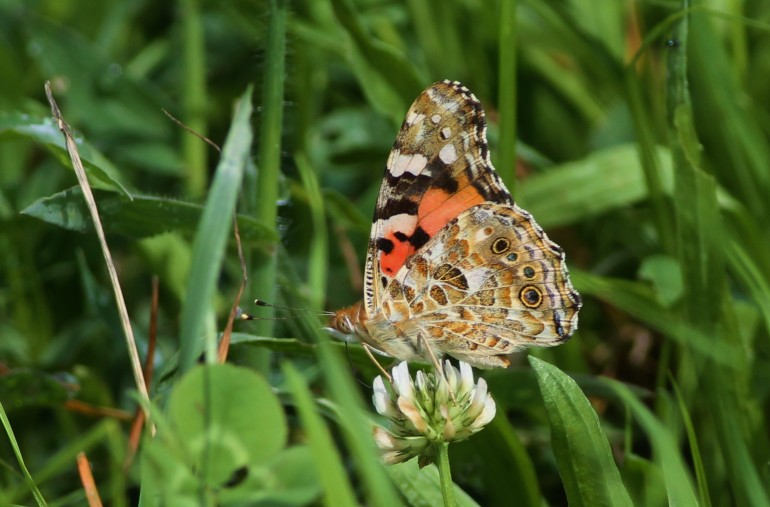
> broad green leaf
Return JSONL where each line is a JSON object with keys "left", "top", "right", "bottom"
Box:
{"left": 215, "top": 447, "right": 321, "bottom": 506}
{"left": 520, "top": 144, "right": 672, "bottom": 229}
{"left": 484, "top": 367, "right": 651, "bottom": 412}
{"left": 168, "top": 364, "right": 287, "bottom": 486}
{"left": 530, "top": 357, "right": 633, "bottom": 507}
{"left": 21, "top": 187, "right": 276, "bottom": 249}
{"left": 388, "top": 459, "right": 480, "bottom": 507}
{"left": 0, "top": 112, "right": 130, "bottom": 194}
{"left": 140, "top": 434, "right": 198, "bottom": 506}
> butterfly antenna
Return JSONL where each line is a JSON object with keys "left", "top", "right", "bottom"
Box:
{"left": 237, "top": 310, "right": 301, "bottom": 322}
{"left": 254, "top": 299, "right": 334, "bottom": 316}
{"left": 239, "top": 299, "right": 334, "bottom": 321}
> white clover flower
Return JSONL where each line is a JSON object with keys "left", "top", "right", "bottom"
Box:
{"left": 372, "top": 360, "right": 496, "bottom": 467}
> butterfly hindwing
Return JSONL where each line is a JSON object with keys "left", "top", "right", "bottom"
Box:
{"left": 378, "top": 203, "right": 581, "bottom": 368}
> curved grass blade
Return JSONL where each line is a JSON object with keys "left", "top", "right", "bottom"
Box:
{"left": 283, "top": 362, "right": 358, "bottom": 507}
{"left": 275, "top": 257, "right": 401, "bottom": 506}
{"left": 572, "top": 271, "right": 739, "bottom": 366}
{"left": 670, "top": 378, "right": 712, "bottom": 507}
{"left": 602, "top": 378, "right": 699, "bottom": 506}
{"left": 178, "top": 86, "right": 253, "bottom": 374}
{"left": 295, "top": 153, "right": 328, "bottom": 310}
{"left": 0, "top": 401, "right": 47, "bottom": 506}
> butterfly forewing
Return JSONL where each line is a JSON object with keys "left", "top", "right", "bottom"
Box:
{"left": 365, "top": 80, "right": 512, "bottom": 315}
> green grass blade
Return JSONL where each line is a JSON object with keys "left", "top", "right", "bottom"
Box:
{"left": 178, "top": 86, "right": 253, "bottom": 374}
{"left": 179, "top": 0, "right": 208, "bottom": 197}
{"left": 668, "top": 6, "right": 769, "bottom": 505}
{"left": 602, "top": 379, "right": 699, "bottom": 506}
{"left": 329, "top": 0, "right": 422, "bottom": 120}
{"left": 249, "top": 0, "right": 287, "bottom": 347}
{"left": 519, "top": 144, "right": 672, "bottom": 229}
{"left": 276, "top": 269, "right": 401, "bottom": 507}
{"left": 0, "top": 402, "right": 47, "bottom": 507}
{"left": 295, "top": 153, "right": 328, "bottom": 310}
{"left": 529, "top": 357, "right": 633, "bottom": 507}
{"left": 406, "top": 0, "right": 459, "bottom": 79}
{"left": 572, "top": 271, "right": 739, "bottom": 366}
{"left": 312, "top": 334, "right": 402, "bottom": 506}
{"left": 283, "top": 362, "right": 358, "bottom": 507}
{"left": 670, "top": 378, "right": 712, "bottom": 507}
{"left": 496, "top": 0, "right": 517, "bottom": 192}
{"left": 725, "top": 239, "right": 770, "bottom": 337}
{"left": 624, "top": 69, "right": 674, "bottom": 254}
{"left": 688, "top": 9, "right": 770, "bottom": 220}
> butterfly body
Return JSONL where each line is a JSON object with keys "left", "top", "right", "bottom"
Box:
{"left": 331, "top": 80, "right": 581, "bottom": 369}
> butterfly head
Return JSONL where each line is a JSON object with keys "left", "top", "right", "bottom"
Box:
{"left": 327, "top": 301, "right": 368, "bottom": 338}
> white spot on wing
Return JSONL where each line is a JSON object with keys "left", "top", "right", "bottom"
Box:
{"left": 431, "top": 114, "right": 441, "bottom": 124}
{"left": 465, "top": 269, "right": 489, "bottom": 293}
{"left": 474, "top": 228, "right": 490, "bottom": 242}
{"left": 427, "top": 241, "right": 445, "bottom": 261}
{"left": 406, "top": 112, "right": 425, "bottom": 125}
{"left": 441, "top": 127, "right": 451, "bottom": 139}
{"left": 375, "top": 213, "right": 418, "bottom": 237}
{"left": 438, "top": 143, "right": 458, "bottom": 164}
{"left": 389, "top": 152, "right": 428, "bottom": 177}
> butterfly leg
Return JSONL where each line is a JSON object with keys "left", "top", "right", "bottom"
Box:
{"left": 362, "top": 343, "right": 393, "bottom": 384}
{"left": 418, "top": 334, "right": 457, "bottom": 403}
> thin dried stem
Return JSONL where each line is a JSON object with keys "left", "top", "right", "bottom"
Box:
{"left": 44, "top": 82, "right": 150, "bottom": 415}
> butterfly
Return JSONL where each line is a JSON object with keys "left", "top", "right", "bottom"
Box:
{"left": 329, "top": 80, "right": 581, "bottom": 369}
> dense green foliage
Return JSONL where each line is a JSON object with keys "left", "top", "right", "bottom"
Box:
{"left": 1, "top": 0, "right": 769, "bottom": 505}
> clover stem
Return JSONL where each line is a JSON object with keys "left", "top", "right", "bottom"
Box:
{"left": 435, "top": 441, "right": 457, "bottom": 507}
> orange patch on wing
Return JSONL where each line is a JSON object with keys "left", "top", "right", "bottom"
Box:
{"left": 418, "top": 185, "right": 485, "bottom": 236}
{"left": 379, "top": 232, "right": 415, "bottom": 276}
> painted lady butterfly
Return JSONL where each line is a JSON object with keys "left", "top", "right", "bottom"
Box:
{"left": 330, "top": 80, "right": 581, "bottom": 369}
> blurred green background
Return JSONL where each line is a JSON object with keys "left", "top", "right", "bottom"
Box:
{"left": 1, "top": 0, "right": 769, "bottom": 505}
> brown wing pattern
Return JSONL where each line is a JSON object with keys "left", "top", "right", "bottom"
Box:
{"left": 376, "top": 203, "right": 581, "bottom": 368}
